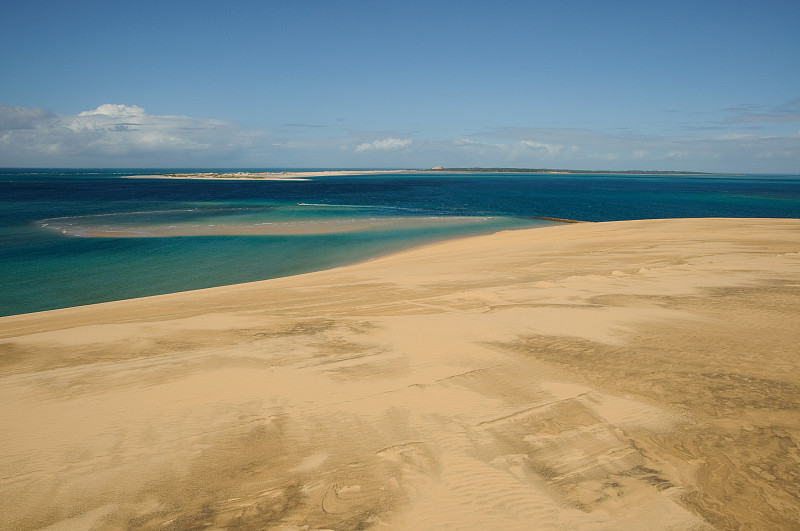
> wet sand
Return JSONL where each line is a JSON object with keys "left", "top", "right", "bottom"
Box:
{"left": 1, "top": 218, "right": 799, "bottom": 529}
{"left": 72, "top": 216, "right": 494, "bottom": 237}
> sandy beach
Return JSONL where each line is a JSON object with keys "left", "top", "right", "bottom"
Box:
{"left": 2, "top": 218, "right": 799, "bottom": 530}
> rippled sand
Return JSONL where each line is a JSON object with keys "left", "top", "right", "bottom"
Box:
{"left": 1, "top": 218, "right": 799, "bottom": 529}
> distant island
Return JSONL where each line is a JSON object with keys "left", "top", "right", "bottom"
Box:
{"left": 125, "top": 168, "right": 718, "bottom": 181}
{"left": 124, "top": 170, "right": 413, "bottom": 181}
{"left": 428, "top": 167, "right": 714, "bottom": 175}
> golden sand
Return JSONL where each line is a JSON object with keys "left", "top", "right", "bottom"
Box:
{"left": 1, "top": 218, "right": 799, "bottom": 529}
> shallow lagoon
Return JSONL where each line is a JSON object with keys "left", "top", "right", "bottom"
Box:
{"left": 2, "top": 169, "right": 799, "bottom": 316}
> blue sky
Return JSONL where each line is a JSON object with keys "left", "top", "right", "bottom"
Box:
{"left": 1, "top": 0, "right": 798, "bottom": 172}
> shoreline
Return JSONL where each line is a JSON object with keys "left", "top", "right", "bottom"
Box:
{"left": 2, "top": 218, "right": 799, "bottom": 529}
{"left": 123, "top": 169, "right": 419, "bottom": 181}
{"left": 0, "top": 216, "right": 787, "bottom": 321}
{"left": 6, "top": 219, "right": 563, "bottom": 318}
{"left": 122, "top": 168, "right": 741, "bottom": 181}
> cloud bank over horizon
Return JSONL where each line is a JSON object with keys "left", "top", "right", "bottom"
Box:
{"left": 0, "top": 104, "right": 267, "bottom": 167}
{"left": 1, "top": 103, "right": 798, "bottom": 172}
{"left": 354, "top": 137, "right": 413, "bottom": 153}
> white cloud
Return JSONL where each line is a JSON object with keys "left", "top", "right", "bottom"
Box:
{"left": 517, "top": 140, "right": 563, "bottom": 156}
{"left": 354, "top": 137, "right": 412, "bottom": 153}
{"left": 2, "top": 104, "right": 798, "bottom": 172}
{"left": 454, "top": 138, "right": 482, "bottom": 146}
{"left": 0, "top": 105, "right": 53, "bottom": 130}
{"left": 0, "top": 103, "right": 266, "bottom": 166}
{"left": 78, "top": 103, "right": 146, "bottom": 118}
{"left": 468, "top": 126, "right": 800, "bottom": 172}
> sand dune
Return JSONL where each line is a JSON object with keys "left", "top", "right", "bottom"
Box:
{"left": 1, "top": 218, "right": 799, "bottom": 529}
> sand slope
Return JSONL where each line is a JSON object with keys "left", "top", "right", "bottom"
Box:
{"left": 1, "top": 218, "right": 799, "bottom": 530}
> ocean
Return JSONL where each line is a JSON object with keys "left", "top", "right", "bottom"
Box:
{"left": 2, "top": 168, "right": 799, "bottom": 317}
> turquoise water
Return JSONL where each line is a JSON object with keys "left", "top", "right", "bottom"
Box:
{"left": 2, "top": 169, "right": 799, "bottom": 316}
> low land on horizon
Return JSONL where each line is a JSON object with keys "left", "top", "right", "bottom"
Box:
{"left": 126, "top": 169, "right": 412, "bottom": 180}
{"left": 124, "top": 167, "right": 723, "bottom": 180}
{"left": 2, "top": 218, "right": 799, "bottom": 529}
{"left": 429, "top": 167, "right": 717, "bottom": 175}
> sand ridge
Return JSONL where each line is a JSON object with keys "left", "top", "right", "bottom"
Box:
{"left": 73, "top": 216, "right": 496, "bottom": 237}
{"left": 1, "top": 218, "right": 799, "bottom": 529}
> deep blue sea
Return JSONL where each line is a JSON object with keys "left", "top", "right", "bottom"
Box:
{"left": 2, "top": 168, "right": 799, "bottom": 317}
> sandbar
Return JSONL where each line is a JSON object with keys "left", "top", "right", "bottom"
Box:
{"left": 1, "top": 218, "right": 799, "bottom": 529}
{"left": 63, "top": 216, "right": 495, "bottom": 237}
{"left": 124, "top": 170, "right": 417, "bottom": 181}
